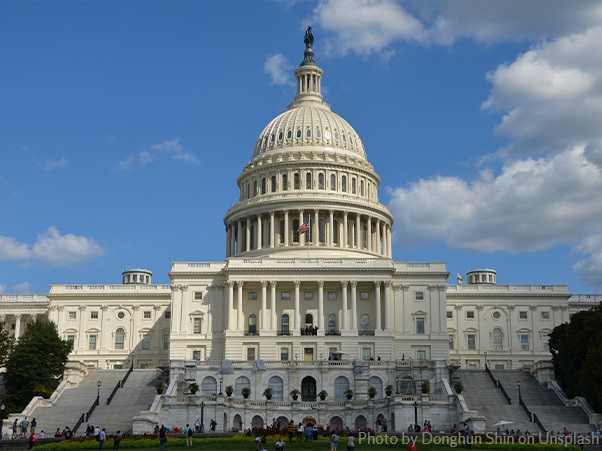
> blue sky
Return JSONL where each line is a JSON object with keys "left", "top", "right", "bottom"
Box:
{"left": 2, "top": 0, "right": 602, "bottom": 294}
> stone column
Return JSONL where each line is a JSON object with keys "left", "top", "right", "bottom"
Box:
{"left": 257, "top": 214, "right": 262, "bottom": 250}
{"left": 294, "top": 281, "right": 301, "bottom": 331}
{"left": 367, "top": 218, "right": 372, "bottom": 252}
{"left": 237, "top": 220, "right": 243, "bottom": 255}
{"left": 314, "top": 210, "right": 319, "bottom": 244}
{"left": 355, "top": 214, "right": 361, "bottom": 249}
{"left": 299, "top": 210, "right": 305, "bottom": 245}
{"left": 237, "top": 281, "right": 244, "bottom": 331}
{"left": 387, "top": 225, "right": 393, "bottom": 258}
{"left": 270, "top": 281, "right": 277, "bottom": 330}
{"left": 318, "top": 281, "right": 324, "bottom": 331}
{"left": 350, "top": 281, "right": 357, "bottom": 330}
{"left": 341, "top": 281, "right": 348, "bottom": 331}
{"left": 284, "top": 210, "right": 289, "bottom": 246}
{"left": 329, "top": 210, "right": 334, "bottom": 246}
{"left": 376, "top": 220, "right": 381, "bottom": 255}
{"left": 245, "top": 218, "right": 251, "bottom": 251}
{"left": 343, "top": 212, "right": 349, "bottom": 248}
{"left": 384, "top": 281, "right": 391, "bottom": 331}
{"left": 270, "top": 211, "right": 275, "bottom": 248}
{"left": 374, "top": 281, "right": 382, "bottom": 331}
{"left": 14, "top": 313, "right": 22, "bottom": 339}
{"left": 261, "top": 281, "right": 267, "bottom": 331}
{"left": 100, "top": 305, "right": 110, "bottom": 351}
{"left": 227, "top": 281, "right": 235, "bottom": 330}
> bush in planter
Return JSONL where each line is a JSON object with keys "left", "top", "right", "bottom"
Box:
{"left": 263, "top": 387, "right": 273, "bottom": 400}
{"left": 241, "top": 387, "right": 251, "bottom": 398}
{"left": 155, "top": 382, "right": 165, "bottom": 394}
{"left": 33, "top": 384, "right": 54, "bottom": 399}
{"left": 188, "top": 382, "right": 199, "bottom": 394}
{"left": 289, "top": 388, "right": 300, "bottom": 400}
{"left": 385, "top": 385, "right": 394, "bottom": 396}
{"left": 454, "top": 382, "right": 464, "bottom": 394}
{"left": 318, "top": 390, "right": 328, "bottom": 401}
{"left": 421, "top": 381, "right": 430, "bottom": 394}
{"left": 368, "top": 386, "right": 377, "bottom": 398}
{"left": 225, "top": 385, "right": 234, "bottom": 396}
{"left": 344, "top": 389, "right": 353, "bottom": 400}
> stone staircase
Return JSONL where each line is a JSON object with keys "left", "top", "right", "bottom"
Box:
{"left": 492, "top": 370, "right": 594, "bottom": 435}
{"left": 25, "top": 369, "right": 159, "bottom": 436}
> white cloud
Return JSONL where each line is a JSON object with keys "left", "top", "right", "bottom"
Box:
{"left": 44, "top": 158, "right": 69, "bottom": 171}
{"left": 115, "top": 155, "right": 135, "bottom": 172}
{"left": 12, "top": 282, "right": 30, "bottom": 293}
{"left": 116, "top": 139, "right": 199, "bottom": 171}
{"left": 573, "top": 235, "right": 602, "bottom": 291}
{"left": 0, "top": 228, "right": 104, "bottom": 265}
{"left": 388, "top": 146, "right": 602, "bottom": 252}
{"left": 264, "top": 54, "right": 294, "bottom": 86}
{"left": 0, "top": 285, "right": 5, "bottom": 294}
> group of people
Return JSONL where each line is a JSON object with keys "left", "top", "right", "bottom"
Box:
{"left": 83, "top": 424, "right": 122, "bottom": 451}
{"left": 10, "top": 417, "right": 39, "bottom": 449}
{"left": 285, "top": 420, "right": 319, "bottom": 442}
{"left": 300, "top": 326, "right": 318, "bottom": 336}
{"left": 407, "top": 420, "right": 434, "bottom": 433}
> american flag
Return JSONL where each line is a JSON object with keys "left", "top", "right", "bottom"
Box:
{"left": 297, "top": 217, "right": 310, "bottom": 234}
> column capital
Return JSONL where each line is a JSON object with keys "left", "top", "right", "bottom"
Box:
{"left": 261, "top": 281, "right": 268, "bottom": 288}
{"left": 227, "top": 281, "right": 235, "bottom": 288}
{"left": 101, "top": 305, "right": 109, "bottom": 311}
{"left": 384, "top": 281, "right": 392, "bottom": 288}
{"left": 374, "top": 281, "right": 382, "bottom": 288}
{"left": 341, "top": 281, "right": 348, "bottom": 288}
{"left": 317, "top": 280, "right": 325, "bottom": 288}
{"left": 236, "top": 281, "right": 244, "bottom": 288}
{"left": 350, "top": 281, "right": 357, "bottom": 288}
{"left": 132, "top": 305, "right": 140, "bottom": 311}
{"left": 270, "top": 281, "right": 278, "bottom": 288}
{"left": 294, "top": 281, "right": 301, "bottom": 288}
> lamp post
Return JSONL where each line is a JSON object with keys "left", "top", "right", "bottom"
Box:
{"left": 0, "top": 404, "right": 5, "bottom": 440}
{"left": 484, "top": 351, "right": 488, "bottom": 370}
{"left": 414, "top": 400, "right": 418, "bottom": 426}
{"left": 517, "top": 381, "right": 521, "bottom": 403}
{"left": 97, "top": 380, "right": 101, "bottom": 404}
{"left": 395, "top": 377, "right": 400, "bottom": 395}
{"left": 200, "top": 397, "right": 205, "bottom": 433}
{"left": 218, "top": 376, "right": 223, "bottom": 396}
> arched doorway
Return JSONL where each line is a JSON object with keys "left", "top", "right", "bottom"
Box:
{"left": 329, "top": 416, "right": 344, "bottom": 431}
{"left": 301, "top": 376, "right": 317, "bottom": 401}
{"left": 275, "top": 416, "right": 289, "bottom": 431}
{"left": 355, "top": 415, "right": 367, "bottom": 430}
{"left": 252, "top": 415, "right": 264, "bottom": 428}
{"left": 233, "top": 414, "right": 242, "bottom": 432}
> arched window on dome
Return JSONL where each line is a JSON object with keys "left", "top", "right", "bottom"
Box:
{"left": 330, "top": 174, "right": 336, "bottom": 191}
{"left": 316, "top": 128, "right": 322, "bottom": 139}
{"left": 287, "top": 129, "right": 292, "bottom": 140}
{"left": 333, "top": 220, "right": 339, "bottom": 244}
{"left": 279, "top": 220, "right": 285, "bottom": 244}
{"left": 318, "top": 173, "right": 325, "bottom": 189}
{"left": 360, "top": 180, "right": 365, "bottom": 197}
{"left": 296, "top": 129, "right": 302, "bottom": 139}
{"left": 261, "top": 178, "right": 267, "bottom": 195}
{"left": 253, "top": 180, "right": 258, "bottom": 197}
{"left": 294, "top": 173, "right": 300, "bottom": 190}
{"left": 293, "top": 219, "right": 300, "bottom": 243}
{"left": 306, "top": 128, "right": 311, "bottom": 138}
{"left": 278, "top": 131, "right": 283, "bottom": 142}
{"left": 341, "top": 176, "right": 347, "bottom": 192}
{"left": 351, "top": 178, "right": 356, "bottom": 194}
{"left": 282, "top": 173, "right": 288, "bottom": 191}
{"left": 305, "top": 173, "right": 312, "bottom": 189}
{"left": 319, "top": 219, "right": 326, "bottom": 243}
{"left": 271, "top": 176, "right": 277, "bottom": 193}
{"left": 114, "top": 327, "right": 125, "bottom": 350}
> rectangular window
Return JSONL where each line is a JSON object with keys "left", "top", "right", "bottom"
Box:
{"left": 466, "top": 311, "right": 475, "bottom": 319}
{"left": 541, "top": 311, "right": 550, "bottom": 320}
{"left": 304, "top": 291, "right": 313, "bottom": 300}
{"left": 415, "top": 291, "right": 424, "bottom": 300}
{"left": 360, "top": 291, "right": 369, "bottom": 301}
{"left": 90, "top": 311, "right": 99, "bottom": 319}
{"left": 143, "top": 311, "right": 152, "bottom": 319}
{"left": 543, "top": 339, "right": 550, "bottom": 352}
{"left": 165, "top": 311, "right": 171, "bottom": 319}
{"left": 416, "top": 317, "right": 425, "bottom": 334}
{"left": 249, "top": 292, "right": 257, "bottom": 300}
{"left": 247, "top": 347, "right": 256, "bottom": 361}
{"left": 193, "top": 350, "right": 201, "bottom": 361}
{"left": 520, "top": 334, "right": 530, "bottom": 350}
{"left": 416, "top": 350, "right": 426, "bottom": 361}
{"left": 89, "top": 335, "right": 97, "bottom": 350}
{"left": 281, "top": 291, "right": 290, "bottom": 300}
{"left": 467, "top": 334, "right": 476, "bottom": 350}
{"left": 68, "top": 311, "right": 77, "bottom": 320}
{"left": 193, "top": 317, "right": 202, "bottom": 334}
{"left": 142, "top": 334, "right": 150, "bottom": 350}
{"left": 519, "top": 311, "right": 528, "bottom": 320}
{"left": 329, "top": 347, "right": 338, "bottom": 359}
{"left": 447, "top": 311, "right": 453, "bottom": 319}
{"left": 163, "top": 334, "right": 170, "bottom": 350}
{"left": 194, "top": 291, "right": 203, "bottom": 300}
{"left": 67, "top": 335, "right": 75, "bottom": 346}
{"left": 280, "top": 348, "right": 289, "bottom": 361}
{"left": 362, "top": 347, "right": 372, "bottom": 360}
{"left": 448, "top": 334, "right": 454, "bottom": 349}
{"left": 328, "top": 291, "right": 337, "bottom": 300}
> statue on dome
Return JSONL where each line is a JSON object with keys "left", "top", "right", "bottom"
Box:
{"left": 304, "top": 26, "right": 314, "bottom": 48}
{"left": 457, "top": 273, "right": 464, "bottom": 284}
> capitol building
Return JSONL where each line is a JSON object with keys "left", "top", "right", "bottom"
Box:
{"left": 2, "top": 31, "right": 600, "bottom": 434}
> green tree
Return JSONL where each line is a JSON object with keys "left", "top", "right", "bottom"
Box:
{"left": 549, "top": 303, "right": 602, "bottom": 410}
{"left": 0, "top": 321, "right": 15, "bottom": 367}
{"left": 4, "top": 319, "right": 72, "bottom": 411}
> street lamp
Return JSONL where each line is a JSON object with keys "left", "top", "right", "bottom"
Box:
{"left": 218, "top": 376, "right": 223, "bottom": 396}
{"left": 414, "top": 400, "right": 418, "bottom": 425}
{"left": 517, "top": 381, "right": 521, "bottom": 403}
{"left": 484, "top": 351, "right": 488, "bottom": 370}
{"left": 200, "top": 397, "right": 205, "bottom": 433}
{"left": 97, "top": 380, "right": 102, "bottom": 404}
{"left": 0, "top": 404, "right": 5, "bottom": 440}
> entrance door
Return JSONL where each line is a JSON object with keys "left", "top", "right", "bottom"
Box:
{"left": 301, "top": 376, "right": 317, "bottom": 401}
{"left": 304, "top": 347, "right": 314, "bottom": 361}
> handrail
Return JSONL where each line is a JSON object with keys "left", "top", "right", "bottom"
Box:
{"left": 485, "top": 366, "right": 497, "bottom": 387}
{"left": 106, "top": 381, "right": 121, "bottom": 405}
{"left": 122, "top": 363, "right": 134, "bottom": 385}
{"left": 533, "top": 413, "right": 547, "bottom": 434}
{"left": 497, "top": 381, "right": 512, "bottom": 405}
{"left": 73, "top": 397, "right": 99, "bottom": 434}
{"left": 72, "top": 413, "right": 85, "bottom": 435}
{"left": 519, "top": 396, "right": 532, "bottom": 418}
{"left": 107, "top": 364, "right": 134, "bottom": 405}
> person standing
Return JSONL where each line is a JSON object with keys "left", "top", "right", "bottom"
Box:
{"left": 30, "top": 419, "right": 37, "bottom": 435}
{"left": 159, "top": 425, "right": 167, "bottom": 450}
{"left": 20, "top": 417, "right": 30, "bottom": 438}
{"left": 330, "top": 433, "right": 339, "bottom": 451}
{"left": 28, "top": 432, "right": 37, "bottom": 450}
{"left": 12, "top": 419, "right": 18, "bottom": 439}
{"left": 184, "top": 424, "right": 193, "bottom": 447}
{"left": 113, "top": 431, "right": 122, "bottom": 451}
{"left": 98, "top": 428, "right": 106, "bottom": 451}
{"left": 346, "top": 433, "right": 355, "bottom": 451}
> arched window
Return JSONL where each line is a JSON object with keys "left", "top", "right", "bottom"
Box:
{"left": 253, "top": 180, "right": 258, "bottom": 197}
{"left": 305, "top": 313, "right": 313, "bottom": 326}
{"left": 282, "top": 173, "right": 288, "bottom": 191}
{"left": 248, "top": 314, "right": 257, "bottom": 335}
{"left": 352, "top": 178, "right": 356, "bottom": 194}
{"left": 305, "top": 173, "right": 312, "bottom": 189}
{"left": 369, "top": 376, "right": 383, "bottom": 398}
{"left": 247, "top": 183, "right": 250, "bottom": 199}
{"left": 115, "top": 328, "right": 125, "bottom": 350}
{"left": 334, "top": 376, "right": 349, "bottom": 401}
{"left": 492, "top": 327, "right": 503, "bottom": 350}
{"left": 268, "top": 376, "right": 284, "bottom": 401}
{"left": 333, "top": 220, "right": 339, "bottom": 244}
{"left": 328, "top": 314, "right": 337, "bottom": 333}
{"left": 330, "top": 174, "right": 336, "bottom": 191}
{"left": 360, "top": 180, "right": 365, "bottom": 196}
{"left": 318, "top": 219, "right": 326, "bottom": 243}
{"left": 294, "top": 173, "right": 300, "bottom": 190}
{"left": 341, "top": 176, "right": 347, "bottom": 192}
{"left": 202, "top": 376, "right": 217, "bottom": 395}
{"left": 281, "top": 314, "right": 290, "bottom": 334}
{"left": 279, "top": 220, "right": 285, "bottom": 244}
{"left": 271, "top": 176, "right": 277, "bottom": 193}
{"left": 261, "top": 178, "right": 267, "bottom": 195}
{"left": 318, "top": 173, "right": 325, "bottom": 189}
{"left": 292, "top": 219, "right": 300, "bottom": 243}
{"left": 360, "top": 314, "right": 370, "bottom": 332}
{"left": 235, "top": 376, "right": 250, "bottom": 398}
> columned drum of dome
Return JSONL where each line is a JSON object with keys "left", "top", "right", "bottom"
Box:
{"left": 224, "top": 30, "right": 393, "bottom": 259}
